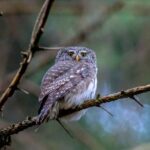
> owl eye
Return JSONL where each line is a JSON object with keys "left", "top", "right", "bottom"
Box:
{"left": 68, "top": 51, "right": 74, "bottom": 57}
{"left": 80, "top": 51, "right": 87, "bottom": 57}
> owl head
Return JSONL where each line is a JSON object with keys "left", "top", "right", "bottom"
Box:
{"left": 56, "top": 47, "right": 96, "bottom": 65}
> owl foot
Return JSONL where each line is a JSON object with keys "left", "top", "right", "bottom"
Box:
{"left": 36, "top": 103, "right": 59, "bottom": 124}
{"left": 36, "top": 109, "right": 50, "bottom": 124}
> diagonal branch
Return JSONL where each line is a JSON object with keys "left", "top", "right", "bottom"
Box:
{"left": 0, "top": 84, "right": 150, "bottom": 136}
{"left": 29, "top": 0, "right": 55, "bottom": 51}
{"left": 0, "top": 0, "right": 55, "bottom": 111}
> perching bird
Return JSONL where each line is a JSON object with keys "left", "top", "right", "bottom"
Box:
{"left": 36, "top": 47, "right": 97, "bottom": 124}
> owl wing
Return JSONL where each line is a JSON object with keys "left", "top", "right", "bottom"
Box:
{"left": 39, "top": 61, "right": 75, "bottom": 102}
{"left": 37, "top": 62, "right": 93, "bottom": 123}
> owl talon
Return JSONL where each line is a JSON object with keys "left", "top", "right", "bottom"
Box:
{"left": 36, "top": 109, "right": 50, "bottom": 124}
{"left": 36, "top": 109, "right": 59, "bottom": 124}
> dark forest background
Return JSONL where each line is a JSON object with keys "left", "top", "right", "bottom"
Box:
{"left": 0, "top": 0, "right": 150, "bottom": 150}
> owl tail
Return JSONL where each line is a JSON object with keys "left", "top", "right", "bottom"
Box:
{"left": 36, "top": 96, "right": 59, "bottom": 124}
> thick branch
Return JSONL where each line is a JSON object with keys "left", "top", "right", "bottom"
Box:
{"left": 0, "top": 84, "right": 149, "bottom": 136}
{"left": 0, "top": 0, "right": 55, "bottom": 111}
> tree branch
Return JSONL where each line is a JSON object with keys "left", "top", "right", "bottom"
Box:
{"left": 0, "top": 0, "right": 55, "bottom": 111}
{"left": 0, "top": 84, "right": 149, "bottom": 137}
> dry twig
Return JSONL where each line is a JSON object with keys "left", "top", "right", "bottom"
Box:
{"left": 0, "top": 0, "right": 55, "bottom": 111}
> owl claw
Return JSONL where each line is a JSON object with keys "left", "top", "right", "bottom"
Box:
{"left": 36, "top": 108, "right": 58, "bottom": 124}
{"left": 36, "top": 109, "right": 50, "bottom": 124}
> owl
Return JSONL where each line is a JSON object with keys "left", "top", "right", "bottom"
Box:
{"left": 36, "top": 47, "right": 97, "bottom": 124}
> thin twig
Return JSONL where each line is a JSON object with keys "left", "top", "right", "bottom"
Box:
{"left": 29, "top": 0, "right": 55, "bottom": 51}
{"left": 16, "top": 87, "right": 29, "bottom": 95}
{"left": 57, "top": 119, "right": 73, "bottom": 138}
{"left": 37, "top": 46, "right": 64, "bottom": 51}
{"left": 97, "top": 105, "right": 113, "bottom": 117}
{"left": 129, "top": 95, "right": 144, "bottom": 107}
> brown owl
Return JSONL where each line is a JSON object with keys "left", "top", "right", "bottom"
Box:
{"left": 36, "top": 47, "right": 97, "bottom": 124}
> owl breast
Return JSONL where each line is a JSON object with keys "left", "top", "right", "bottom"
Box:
{"left": 60, "top": 76, "right": 97, "bottom": 122}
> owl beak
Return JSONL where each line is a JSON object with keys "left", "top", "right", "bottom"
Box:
{"left": 75, "top": 55, "right": 80, "bottom": 62}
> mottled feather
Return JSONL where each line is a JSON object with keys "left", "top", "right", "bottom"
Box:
{"left": 39, "top": 61, "right": 75, "bottom": 101}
